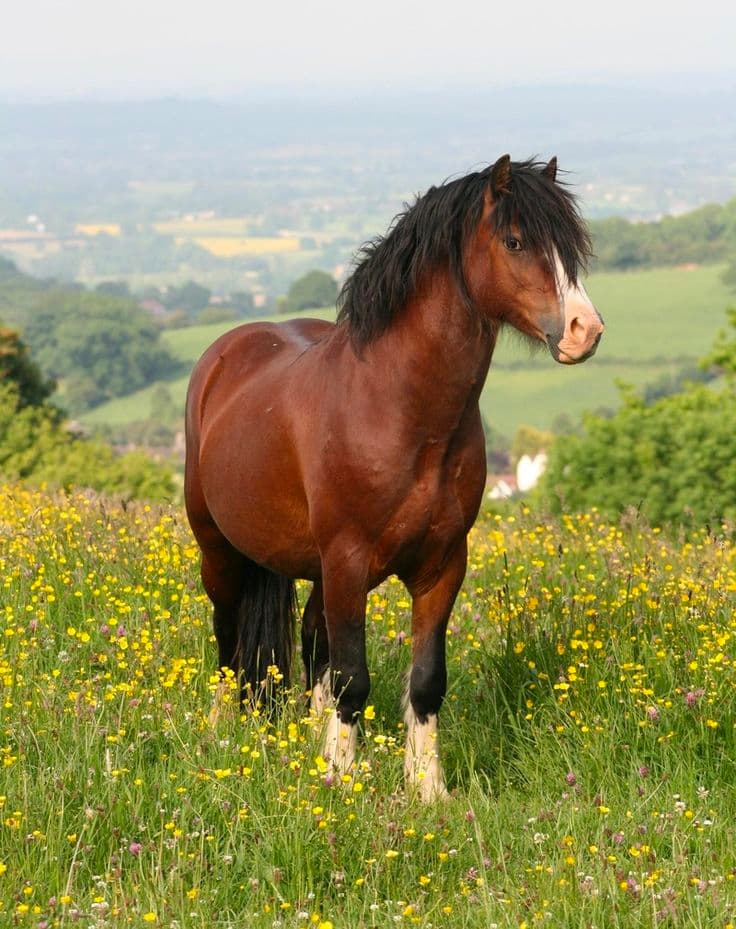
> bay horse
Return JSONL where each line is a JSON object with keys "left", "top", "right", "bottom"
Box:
{"left": 185, "top": 155, "right": 604, "bottom": 800}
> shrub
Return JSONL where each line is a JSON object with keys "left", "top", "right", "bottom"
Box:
{"left": 540, "top": 384, "right": 736, "bottom": 528}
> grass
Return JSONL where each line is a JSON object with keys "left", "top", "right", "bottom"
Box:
{"left": 81, "top": 264, "right": 734, "bottom": 438}
{"left": 2, "top": 484, "right": 736, "bottom": 926}
{"left": 581, "top": 263, "right": 732, "bottom": 362}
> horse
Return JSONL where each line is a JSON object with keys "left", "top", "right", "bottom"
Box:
{"left": 184, "top": 154, "right": 604, "bottom": 800}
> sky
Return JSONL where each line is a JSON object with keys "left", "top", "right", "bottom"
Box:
{"left": 3, "top": 0, "right": 735, "bottom": 100}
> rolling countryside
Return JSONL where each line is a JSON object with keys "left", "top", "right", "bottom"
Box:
{"left": 82, "top": 263, "right": 734, "bottom": 443}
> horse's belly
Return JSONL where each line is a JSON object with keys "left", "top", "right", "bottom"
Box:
{"left": 199, "top": 429, "right": 321, "bottom": 581}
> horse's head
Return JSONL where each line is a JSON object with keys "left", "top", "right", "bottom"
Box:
{"left": 474, "top": 154, "right": 604, "bottom": 364}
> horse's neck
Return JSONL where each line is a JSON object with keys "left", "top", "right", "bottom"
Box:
{"left": 360, "top": 275, "right": 496, "bottom": 431}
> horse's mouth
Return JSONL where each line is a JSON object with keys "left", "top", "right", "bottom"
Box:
{"left": 546, "top": 330, "right": 602, "bottom": 365}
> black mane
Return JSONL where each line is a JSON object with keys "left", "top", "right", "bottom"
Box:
{"left": 337, "top": 158, "right": 592, "bottom": 347}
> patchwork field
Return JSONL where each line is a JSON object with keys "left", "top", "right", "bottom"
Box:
{"left": 153, "top": 219, "right": 253, "bottom": 237}
{"left": 151, "top": 217, "right": 303, "bottom": 257}
{"left": 1, "top": 485, "right": 735, "bottom": 926}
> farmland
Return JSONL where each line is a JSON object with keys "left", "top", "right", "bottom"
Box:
{"left": 1, "top": 484, "right": 735, "bottom": 926}
{"left": 187, "top": 237, "right": 301, "bottom": 258}
{"left": 82, "top": 263, "right": 734, "bottom": 441}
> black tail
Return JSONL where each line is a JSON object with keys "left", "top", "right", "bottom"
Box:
{"left": 236, "top": 559, "right": 296, "bottom": 702}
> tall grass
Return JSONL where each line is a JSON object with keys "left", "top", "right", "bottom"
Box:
{"left": 1, "top": 487, "right": 735, "bottom": 927}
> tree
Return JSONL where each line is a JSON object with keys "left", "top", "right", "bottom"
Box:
{"left": 721, "top": 263, "right": 736, "bottom": 291}
{"left": 95, "top": 280, "right": 131, "bottom": 298}
{"left": 480, "top": 414, "right": 511, "bottom": 473}
{"left": 511, "top": 425, "right": 554, "bottom": 466}
{"left": 0, "top": 334, "right": 175, "bottom": 501}
{"left": 589, "top": 197, "right": 736, "bottom": 271}
{"left": 164, "top": 281, "right": 212, "bottom": 317}
{"left": 149, "top": 384, "right": 179, "bottom": 424}
{"left": 19, "top": 290, "right": 179, "bottom": 412}
{"left": 0, "top": 325, "right": 55, "bottom": 409}
{"left": 702, "top": 306, "right": 736, "bottom": 381}
{"left": 539, "top": 308, "right": 736, "bottom": 529}
{"left": 280, "top": 270, "right": 337, "bottom": 314}
{"left": 197, "top": 306, "right": 237, "bottom": 326}
{"left": 540, "top": 384, "right": 736, "bottom": 528}
{"left": 229, "top": 291, "right": 256, "bottom": 317}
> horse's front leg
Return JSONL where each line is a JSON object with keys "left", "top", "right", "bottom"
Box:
{"left": 404, "top": 542, "right": 467, "bottom": 801}
{"left": 301, "top": 582, "right": 330, "bottom": 713}
{"left": 319, "top": 555, "right": 370, "bottom": 775}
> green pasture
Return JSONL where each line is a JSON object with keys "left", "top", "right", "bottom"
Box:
{"left": 575, "top": 264, "right": 732, "bottom": 362}
{"left": 82, "top": 264, "right": 733, "bottom": 438}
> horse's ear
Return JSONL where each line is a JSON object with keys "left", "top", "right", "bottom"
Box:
{"left": 490, "top": 154, "right": 512, "bottom": 198}
{"left": 542, "top": 156, "right": 558, "bottom": 183}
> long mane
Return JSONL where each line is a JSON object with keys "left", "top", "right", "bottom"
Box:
{"left": 337, "top": 158, "right": 592, "bottom": 348}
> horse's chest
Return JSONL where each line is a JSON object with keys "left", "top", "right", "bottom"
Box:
{"left": 372, "top": 447, "right": 485, "bottom": 580}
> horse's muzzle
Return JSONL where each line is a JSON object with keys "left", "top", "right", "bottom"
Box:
{"left": 548, "top": 311, "right": 604, "bottom": 365}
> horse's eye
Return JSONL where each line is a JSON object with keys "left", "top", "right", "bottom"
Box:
{"left": 504, "top": 236, "right": 522, "bottom": 252}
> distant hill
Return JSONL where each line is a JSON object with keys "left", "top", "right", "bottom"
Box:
{"left": 1, "top": 85, "right": 735, "bottom": 293}
{"left": 590, "top": 197, "right": 736, "bottom": 271}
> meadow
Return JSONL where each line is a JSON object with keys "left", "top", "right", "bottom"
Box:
{"left": 81, "top": 263, "right": 734, "bottom": 438}
{"left": 2, "top": 484, "right": 736, "bottom": 927}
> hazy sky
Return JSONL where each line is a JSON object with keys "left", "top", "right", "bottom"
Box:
{"left": 3, "top": 0, "right": 735, "bottom": 99}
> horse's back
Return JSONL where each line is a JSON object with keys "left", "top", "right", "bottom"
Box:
{"left": 187, "top": 317, "right": 332, "bottom": 438}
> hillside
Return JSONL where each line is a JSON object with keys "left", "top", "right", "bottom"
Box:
{"left": 81, "top": 264, "right": 733, "bottom": 441}
{"left": 589, "top": 197, "right": 736, "bottom": 271}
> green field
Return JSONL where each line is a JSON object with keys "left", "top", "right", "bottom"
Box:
{"left": 2, "top": 485, "right": 736, "bottom": 927}
{"left": 82, "top": 264, "right": 734, "bottom": 439}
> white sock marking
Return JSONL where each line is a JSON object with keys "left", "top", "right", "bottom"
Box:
{"left": 311, "top": 669, "right": 356, "bottom": 774}
{"left": 323, "top": 708, "right": 357, "bottom": 774}
{"left": 310, "top": 669, "right": 331, "bottom": 717}
{"left": 404, "top": 704, "right": 448, "bottom": 802}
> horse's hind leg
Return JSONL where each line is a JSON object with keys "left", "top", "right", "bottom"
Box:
{"left": 404, "top": 542, "right": 468, "bottom": 801}
{"left": 201, "top": 544, "right": 246, "bottom": 672}
{"left": 185, "top": 449, "right": 245, "bottom": 676}
{"left": 301, "top": 582, "right": 330, "bottom": 713}
{"left": 198, "top": 539, "right": 247, "bottom": 722}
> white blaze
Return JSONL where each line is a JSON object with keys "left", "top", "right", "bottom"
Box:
{"left": 554, "top": 251, "right": 595, "bottom": 313}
